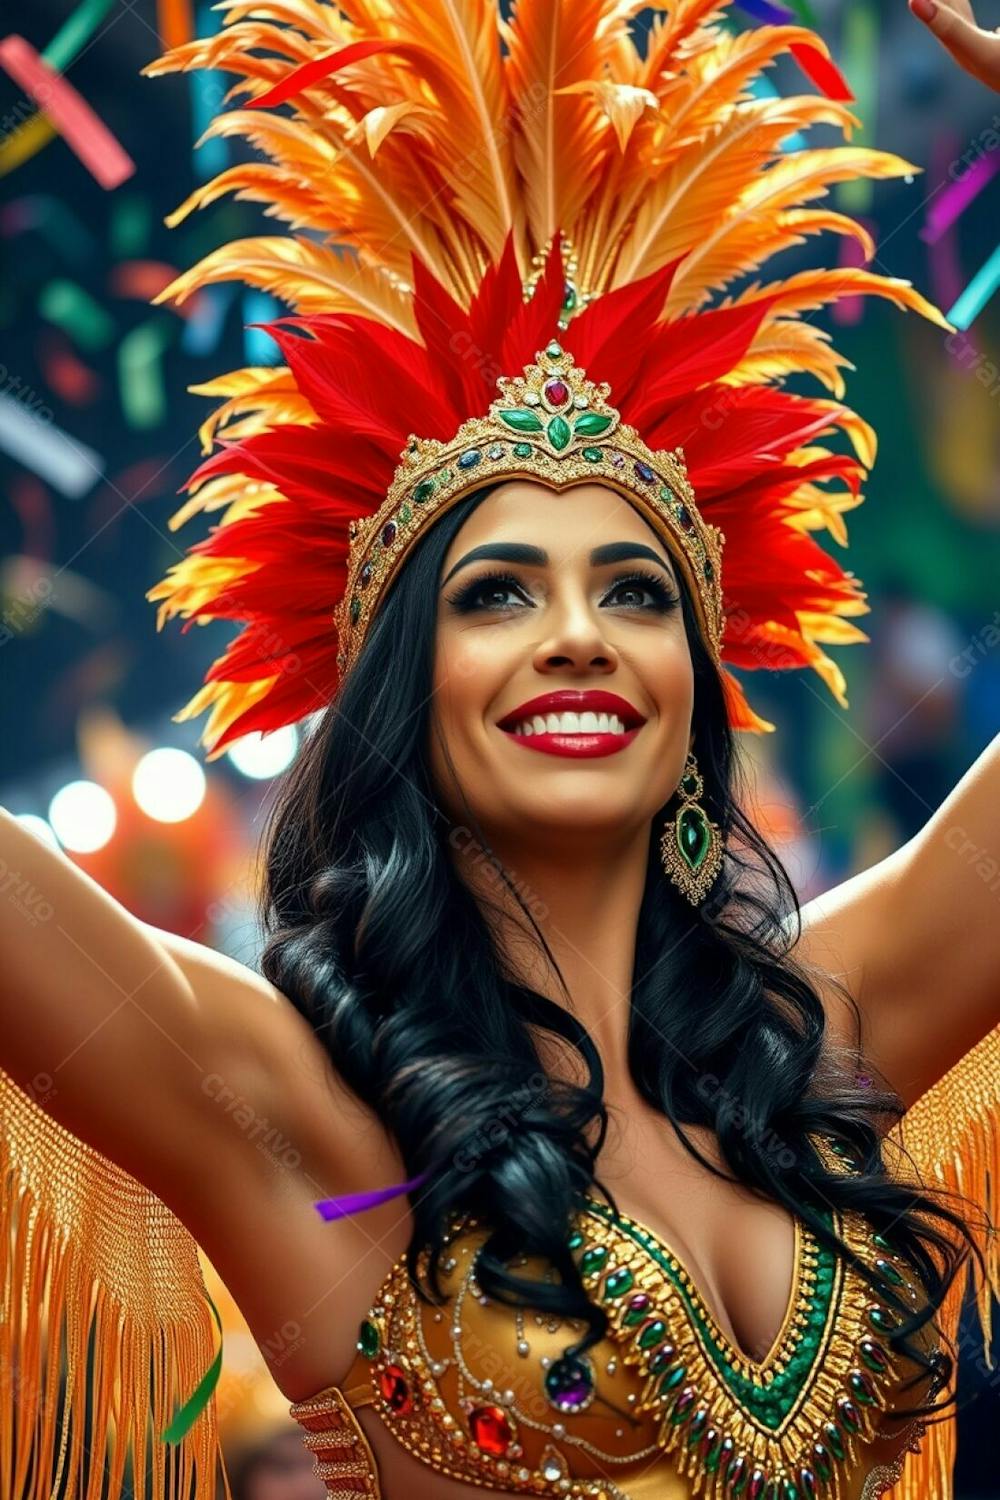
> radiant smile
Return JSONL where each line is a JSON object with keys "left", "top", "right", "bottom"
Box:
{"left": 495, "top": 692, "right": 646, "bottom": 759}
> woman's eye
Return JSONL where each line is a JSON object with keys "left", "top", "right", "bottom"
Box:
{"left": 445, "top": 573, "right": 529, "bottom": 613}
{"left": 445, "top": 570, "right": 678, "bottom": 615}
{"left": 604, "top": 573, "right": 679, "bottom": 612}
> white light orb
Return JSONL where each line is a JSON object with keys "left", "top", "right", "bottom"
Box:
{"left": 48, "top": 781, "right": 117, "bottom": 853}
{"left": 226, "top": 726, "right": 298, "bottom": 780}
{"left": 132, "top": 747, "right": 207, "bottom": 823}
{"left": 15, "top": 814, "right": 60, "bottom": 849}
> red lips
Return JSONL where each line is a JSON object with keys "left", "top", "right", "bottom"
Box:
{"left": 496, "top": 689, "right": 645, "bottom": 731}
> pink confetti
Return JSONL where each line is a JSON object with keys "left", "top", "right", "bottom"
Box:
{"left": 0, "top": 34, "right": 134, "bottom": 190}
{"left": 921, "top": 147, "right": 1000, "bottom": 247}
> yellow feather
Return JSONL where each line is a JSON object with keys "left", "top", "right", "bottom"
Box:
{"left": 169, "top": 474, "right": 287, "bottom": 530}
{"left": 501, "top": 0, "right": 619, "bottom": 254}
{"left": 188, "top": 366, "right": 318, "bottom": 454}
{"left": 723, "top": 320, "right": 853, "bottom": 398}
{"left": 732, "top": 266, "right": 953, "bottom": 332}
{"left": 613, "top": 96, "right": 852, "bottom": 288}
{"left": 154, "top": 236, "right": 419, "bottom": 336}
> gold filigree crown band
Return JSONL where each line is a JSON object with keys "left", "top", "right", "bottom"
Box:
{"left": 333, "top": 340, "right": 725, "bottom": 676}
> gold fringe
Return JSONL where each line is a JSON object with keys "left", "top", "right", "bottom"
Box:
{"left": 0, "top": 1065, "right": 229, "bottom": 1499}
{"left": 883, "top": 1025, "right": 1000, "bottom": 1500}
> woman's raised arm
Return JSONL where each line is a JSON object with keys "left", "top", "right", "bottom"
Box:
{"left": 0, "top": 804, "right": 326, "bottom": 1213}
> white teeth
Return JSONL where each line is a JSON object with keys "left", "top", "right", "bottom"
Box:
{"left": 512, "top": 710, "right": 629, "bottom": 736}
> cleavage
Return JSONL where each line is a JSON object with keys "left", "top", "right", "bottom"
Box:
{"left": 593, "top": 1105, "right": 797, "bottom": 1366}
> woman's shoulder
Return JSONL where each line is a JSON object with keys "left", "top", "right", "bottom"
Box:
{"left": 147, "top": 922, "right": 399, "bottom": 1205}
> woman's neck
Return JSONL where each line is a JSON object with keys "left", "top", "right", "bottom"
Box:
{"left": 451, "top": 825, "right": 651, "bottom": 1093}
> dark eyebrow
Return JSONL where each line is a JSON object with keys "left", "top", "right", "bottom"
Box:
{"left": 440, "top": 540, "right": 675, "bottom": 588}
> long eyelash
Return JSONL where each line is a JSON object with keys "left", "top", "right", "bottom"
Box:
{"left": 609, "top": 569, "right": 680, "bottom": 610}
{"left": 444, "top": 568, "right": 527, "bottom": 613}
{"left": 444, "top": 567, "right": 679, "bottom": 614}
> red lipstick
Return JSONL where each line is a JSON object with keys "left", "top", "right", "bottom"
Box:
{"left": 496, "top": 690, "right": 646, "bottom": 759}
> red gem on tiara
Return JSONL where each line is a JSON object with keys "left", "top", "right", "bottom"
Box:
{"left": 543, "top": 378, "right": 569, "bottom": 407}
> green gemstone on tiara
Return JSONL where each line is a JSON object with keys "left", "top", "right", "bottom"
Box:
{"left": 513, "top": 442, "right": 533, "bottom": 458}
{"left": 413, "top": 480, "right": 435, "bottom": 503}
{"left": 548, "top": 415, "right": 571, "bottom": 450}
{"left": 582, "top": 447, "right": 602, "bottom": 462}
{"left": 500, "top": 408, "right": 544, "bottom": 433}
{"left": 546, "top": 340, "right": 563, "bottom": 357}
{"left": 574, "top": 412, "right": 612, "bottom": 437}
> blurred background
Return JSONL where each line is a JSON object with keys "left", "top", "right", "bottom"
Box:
{"left": 0, "top": 0, "right": 998, "bottom": 1495}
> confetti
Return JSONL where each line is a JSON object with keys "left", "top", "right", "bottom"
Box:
{"left": 39, "top": 332, "right": 101, "bottom": 405}
{"left": 0, "top": 195, "right": 98, "bottom": 263}
{"left": 0, "top": 113, "right": 57, "bottom": 178}
{"left": 38, "top": 279, "right": 116, "bottom": 351}
{"left": 0, "top": 34, "right": 135, "bottom": 190}
{"left": 947, "top": 242, "right": 1000, "bottom": 331}
{"left": 117, "top": 318, "right": 174, "bottom": 428}
{"left": 42, "top": 0, "right": 118, "bottom": 73}
{"left": 181, "top": 284, "right": 234, "bottom": 356}
{"left": 921, "top": 148, "right": 1000, "bottom": 247}
{"left": 242, "top": 290, "right": 282, "bottom": 364}
{"left": 157, "top": 0, "right": 195, "bottom": 50}
{"left": 837, "top": 1, "right": 878, "bottom": 213}
{"left": 0, "top": 388, "right": 103, "bottom": 498}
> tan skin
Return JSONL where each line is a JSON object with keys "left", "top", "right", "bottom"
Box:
{"left": 909, "top": 0, "right": 1000, "bottom": 92}
{"left": 1, "top": 480, "right": 998, "bottom": 1498}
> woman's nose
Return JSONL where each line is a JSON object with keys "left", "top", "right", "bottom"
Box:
{"left": 532, "top": 595, "right": 619, "bottom": 674}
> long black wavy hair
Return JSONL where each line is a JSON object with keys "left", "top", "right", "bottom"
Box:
{"left": 261, "top": 482, "right": 986, "bottom": 1423}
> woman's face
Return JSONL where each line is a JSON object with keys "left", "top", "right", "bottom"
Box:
{"left": 429, "top": 480, "right": 695, "bottom": 850}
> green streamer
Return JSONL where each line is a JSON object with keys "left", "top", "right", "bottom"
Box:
{"left": 41, "top": 0, "right": 119, "bottom": 73}
{"left": 783, "top": 0, "right": 821, "bottom": 27}
{"left": 837, "top": 0, "right": 878, "bottom": 214}
{"left": 159, "top": 1289, "right": 225, "bottom": 1444}
{"left": 110, "top": 193, "right": 152, "bottom": 258}
{"left": 118, "top": 317, "right": 174, "bottom": 428}
{"left": 38, "top": 279, "right": 116, "bottom": 349}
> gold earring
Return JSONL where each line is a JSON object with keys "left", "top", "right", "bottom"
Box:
{"left": 659, "top": 751, "right": 723, "bottom": 904}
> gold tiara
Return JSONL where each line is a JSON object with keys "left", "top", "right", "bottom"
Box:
{"left": 334, "top": 340, "right": 725, "bottom": 676}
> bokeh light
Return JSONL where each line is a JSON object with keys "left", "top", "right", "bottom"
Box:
{"left": 226, "top": 727, "right": 298, "bottom": 780}
{"left": 132, "top": 746, "right": 206, "bottom": 823}
{"left": 48, "top": 781, "right": 117, "bottom": 853}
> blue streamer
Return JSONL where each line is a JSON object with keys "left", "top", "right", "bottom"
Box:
{"left": 243, "top": 290, "right": 283, "bottom": 363}
{"left": 947, "top": 242, "right": 1000, "bottom": 331}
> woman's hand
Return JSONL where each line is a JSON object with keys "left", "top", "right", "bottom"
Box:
{"left": 910, "top": 0, "right": 1000, "bottom": 92}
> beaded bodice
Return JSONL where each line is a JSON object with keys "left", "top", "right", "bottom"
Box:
{"left": 289, "top": 1151, "right": 938, "bottom": 1500}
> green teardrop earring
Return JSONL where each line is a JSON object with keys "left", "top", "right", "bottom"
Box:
{"left": 659, "top": 751, "right": 723, "bottom": 905}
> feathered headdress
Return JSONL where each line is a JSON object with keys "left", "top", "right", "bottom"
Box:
{"left": 2, "top": 13, "right": 997, "bottom": 1500}
{"left": 143, "top": 0, "right": 948, "bottom": 754}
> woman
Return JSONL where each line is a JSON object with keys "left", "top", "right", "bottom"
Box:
{"left": 1, "top": 2, "right": 997, "bottom": 1499}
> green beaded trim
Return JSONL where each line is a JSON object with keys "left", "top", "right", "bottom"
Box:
{"left": 579, "top": 1198, "right": 839, "bottom": 1429}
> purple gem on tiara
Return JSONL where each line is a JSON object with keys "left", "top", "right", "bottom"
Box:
{"left": 676, "top": 504, "right": 694, "bottom": 531}
{"left": 381, "top": 520, "right": 397, "bottom": 547}
{"left": 359, "top": 561, "right": 373, "bottom": 590}
{"left": 634, "top": 461, "right": 655, "bottom": 483}
{"left": 610, "top": 452, "right": 625, "bottom": 469}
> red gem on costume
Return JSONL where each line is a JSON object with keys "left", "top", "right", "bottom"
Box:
{"left": 379, "top": 1363, "right": 414, "bottom": 1413}
{"left": 544, "top": 379, "right": 569, "bottom": 407}
{"left": 468, "top": 1404, "right": 513, "bottom": 1455}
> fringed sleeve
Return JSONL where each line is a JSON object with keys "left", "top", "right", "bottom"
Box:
{"left": 0, "top": 1064, "right": 229, "bottom": 1499}
{"left": 882, "top": 1025, "right": 1000, "bottom": 1500}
